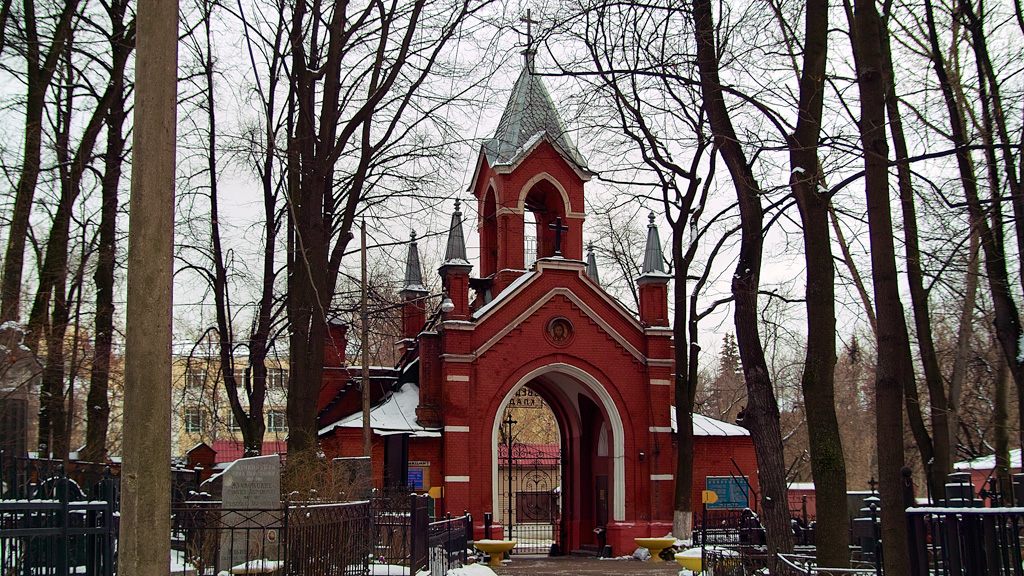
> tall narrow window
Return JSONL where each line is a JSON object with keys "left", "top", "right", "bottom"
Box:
{"left": 524, "top": 210, "right": 537, "bottom": 268}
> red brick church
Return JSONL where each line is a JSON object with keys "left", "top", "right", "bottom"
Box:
{"left": 317, "top": 53, "right": 758, "bottom": 554}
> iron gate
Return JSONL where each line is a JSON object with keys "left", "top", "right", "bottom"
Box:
{"left": 498, "top": 441, "right": 562, "bottom": 554}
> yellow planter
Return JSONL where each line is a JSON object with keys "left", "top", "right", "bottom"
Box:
{"left": 474, "top": 540, "right": 517, "bottom": 567}
{"left": 634, "top": 537, "right": 676, "bottom": 562}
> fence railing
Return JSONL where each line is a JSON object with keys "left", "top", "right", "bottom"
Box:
{"left": 371, "top": 491, "right": 430, "bottom": 574}
{"left": 427, "top": 512, "right": 472, "bottom": 576}
{"left": 173, "top": 500, "right": 373, "bottom": 575}
{"left": 0, "top": 470, "right": 118, "bottom": 576}
{"left": 776, "top": 552, "right": 880, "bottom": 576}
{"left": 906, "top": 506, "right": 1024, "bottom": 576}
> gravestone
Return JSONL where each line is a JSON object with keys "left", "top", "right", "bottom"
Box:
{"left": 332, "top": 456, "right": 372, "bottom": 501}
{"left": 218, "top": 454, "right": 282, "bottom": 572}
{"left": 0, "top": 324, "right": 40, "bottom": 491}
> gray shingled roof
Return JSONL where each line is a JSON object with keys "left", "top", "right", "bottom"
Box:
{"left": 403, "top": 232, "right": 427, "bottom": 293}
{"left": 443, "top": 200, "right": 470, "bottom": 266}
{"left": 641, "top": 212, "right": 668, "bottom": 275}
{"left": 585, "top": 243, "right": 601, "bottom": 286}
{"left": 483, "top": 65, "right": 588, "bottom": 170}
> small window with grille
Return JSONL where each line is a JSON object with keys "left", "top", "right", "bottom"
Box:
{"left": 267, "top": 409, "right": 287, "bottom": 433}
{"left": 184, "top": 408, "right": 206, "bottom": 434}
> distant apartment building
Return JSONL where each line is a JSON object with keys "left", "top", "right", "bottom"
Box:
{"left": 172, "top": 353, "right": 290, "bottom": 461}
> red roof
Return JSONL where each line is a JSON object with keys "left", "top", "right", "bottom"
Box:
{"left": 210, "top": 440, "right": 288, "bottom": 463}
{"left": 497, "top": 443, "right": 561, "bottom": 467}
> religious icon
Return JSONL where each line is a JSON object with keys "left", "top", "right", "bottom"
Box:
{"left": 548, "top": 318, "right": 572, "bottom": 342}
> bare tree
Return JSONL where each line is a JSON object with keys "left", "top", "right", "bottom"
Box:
{"left": 83, "top": 0, "right": 134, "bottom": 463}
{"left": 1, "top": 0, "right": 84, "bottom": 323}
{"left": 848, "top": 0, "right": 913, "bottom": 571}
{"left": 691, "top": 0, "right": 794, "bottom": 555}
{"left": 281, "top": 0, "right": 496, "bottom": 460}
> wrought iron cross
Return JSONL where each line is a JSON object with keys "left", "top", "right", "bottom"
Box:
{"left": 549, "top": 217, "right": 569, "bottom": 256}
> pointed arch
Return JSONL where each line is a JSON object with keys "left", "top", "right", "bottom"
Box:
{"left": 480, "top": 184, "right": 498, "bottom": 277}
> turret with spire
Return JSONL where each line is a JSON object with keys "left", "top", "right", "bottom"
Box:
{"left": 637, "top": 212, "right": 671, "bottom": 326}
{"left": 585, "top": 242, "right": 601, "bottom": 286}
{"left": 439, "top": 200, "right": 473, "bottom": 320}
{"left": 469, "top": 18, "right": 595, "bottom": 294}
{"left": 399, "top": 232, "right": 428, "bottom": 346}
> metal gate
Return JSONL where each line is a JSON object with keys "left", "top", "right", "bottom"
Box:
{"left": 498, "top": 439, "right": 562, "bottom": 554}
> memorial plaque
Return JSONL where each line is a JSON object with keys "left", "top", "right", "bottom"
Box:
{"left": 218, "top": 455, "right": 282, "bottom": 572}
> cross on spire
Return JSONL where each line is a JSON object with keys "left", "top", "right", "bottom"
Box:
{"left": 521, "top": 9, "right": 539, "bottom": 72}
{"left": 549, "top": 216, "right": 569, "bottom": 257}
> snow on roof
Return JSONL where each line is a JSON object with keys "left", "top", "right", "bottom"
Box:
{"left": 472, "top": 271, "right": 536, "bottom": 320}
{"left": 318, "top": 383, "right": 440, "bottom": 438}
{"left": 670, "top": 407, "right": 749, "bottom": 437}
{"left": 787, "top": 482, "right": 816, "bottom": 491}
{"left": 953, "top": 448, "right": 1022, "bottom": 471}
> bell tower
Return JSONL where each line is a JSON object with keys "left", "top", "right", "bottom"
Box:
{"left": 469, "top": 45, "right": 596, "bottom": 295}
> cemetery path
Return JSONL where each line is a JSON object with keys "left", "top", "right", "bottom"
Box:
{"left": 492, "top": 555, "right": 683, "bottom": 575}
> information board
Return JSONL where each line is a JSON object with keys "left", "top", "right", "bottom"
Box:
{"left": 705, "top": 476, "right": 749, "bottom": 510}
{"left": 408, "top": 467, "right": 424, "bottom": 490}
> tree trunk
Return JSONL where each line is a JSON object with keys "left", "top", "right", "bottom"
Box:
{"left": 692, "top": 0, "right": 792, "bottom": 555}
{"left": 0, "top": 0, "right": 81, "bottom": 323}
{"left": 923, "top": 0, "right": 1024, "bottom": 451}
{"left": 880, "top": 4, "right": 950, "bottom": 499}
{"left": 851, "top": 0, "right": 912, "bottom": 572}
{"left": 83, "top": 0, "right": 131, "bottom": 463}
{"left": 788, "top": 0, "right": 849, "bottom": 566}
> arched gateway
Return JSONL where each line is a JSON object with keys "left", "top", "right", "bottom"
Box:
{"left": 319, "top": 53, "right": 687, "bottom": 555}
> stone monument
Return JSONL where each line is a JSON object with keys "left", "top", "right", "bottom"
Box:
{"left": 217, "top": 454, "right": 282, "bottom": 572}
{"left": 0, "top": 323, "right": 41, "bottom": 492}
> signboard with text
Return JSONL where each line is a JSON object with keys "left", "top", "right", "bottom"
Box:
{"left": 408, "top": 468, "right": 425, "bottom": 490}
{"left": 705, "top": 476, "right": 750, "bottom": 510}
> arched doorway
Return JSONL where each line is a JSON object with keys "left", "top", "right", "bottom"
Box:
{"left": 491, "top": 364, "right": 625, "bottom": 555}
{"left": 496, "top": 386, "right": 562, "bottom": 554}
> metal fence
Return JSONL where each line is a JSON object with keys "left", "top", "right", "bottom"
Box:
{"left": 427, "top": 512, "right": 472, "bottom": 576}
{"left": 370, "top": 491, "right": 430, "bottom": 574}
{"left": 906, "top": 507, "right": 1024, "bottom": 576}
{"left": 776, "top": 552, "right": 880, "bottom": 576}
{"left": 0, "top": 469, "right": 118, "bottom": 576}
{"left": 173, "top": 500, "right": 373, "bottom": 575}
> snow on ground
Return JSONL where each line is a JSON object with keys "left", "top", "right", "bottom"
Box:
{"left": 370, "top": 564, "right": 414, "bottom": 575}
{"left": 447, "top": 564, "right": 498, "bottom": 576}
{"left": 170, "top": 549, "right": 196, "bottom": 574}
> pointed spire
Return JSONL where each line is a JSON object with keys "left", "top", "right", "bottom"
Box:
{"left": 403, "top": 231, "right": 427, "bottom": 293}
{"left": 585, "top": 242, "right": 601, "bottom": 286}
{"left": 641, "top": 212, "right": 667, "bottom": 275}
{"left": 483, "top": 46, "right": 588, "bottom": 171}
{"left": 443, "top": 199, "right": 469, "bottom": 265}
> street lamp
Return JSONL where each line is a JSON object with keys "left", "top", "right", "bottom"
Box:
{"left": 360, "top": 220, "right": 453, "bottom": 456}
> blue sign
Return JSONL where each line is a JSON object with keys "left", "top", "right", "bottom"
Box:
{"left": 705, "top": 476, "right": 749, "bottom": 510}
{"left": 408, "top": 468, "right": 424, "bottom": 490}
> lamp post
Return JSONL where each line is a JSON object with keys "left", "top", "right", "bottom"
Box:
{"left": 359, "top": 222, "right": 453, "bottom": 456}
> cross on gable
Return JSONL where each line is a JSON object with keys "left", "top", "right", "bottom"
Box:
{"left": 549, "top": 217, "right": 569, "bottom": 257}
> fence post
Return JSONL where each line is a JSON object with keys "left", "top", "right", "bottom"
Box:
{"left": 410, "top": 495, "right": 428, "bottom": 575}
{"left": 463, "top": 511, "right": 471, "bottom": 567}
{"left": 902, "top": 467, "right": 926, "bottom": 576}
{"left": 58, "top": 466, "right": 70, "bottom": 576}
{"left": 104, "top": 467, "right": 117, "bottom": 576}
